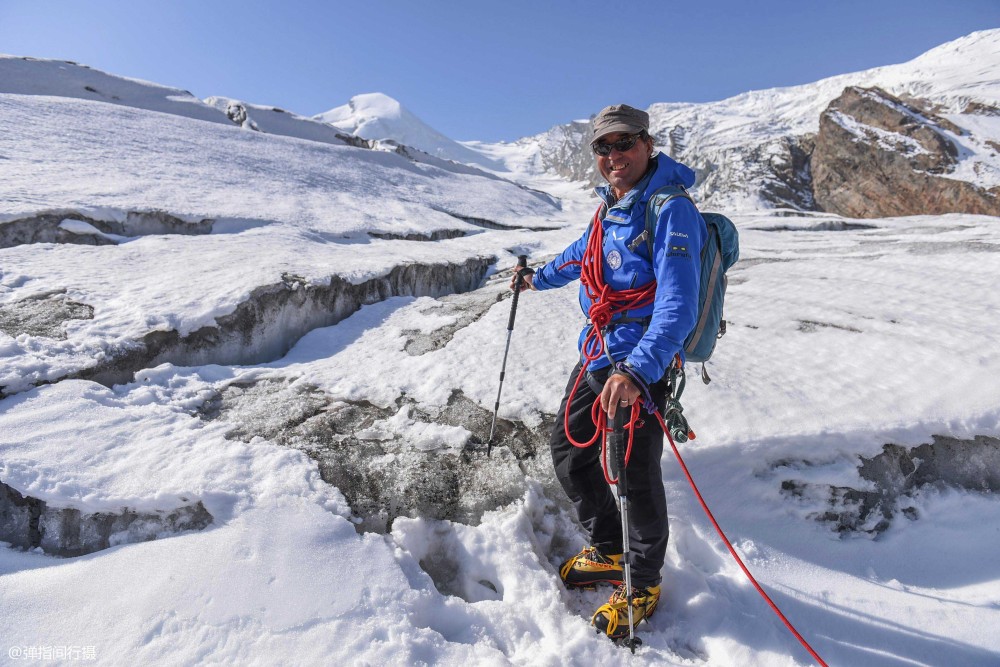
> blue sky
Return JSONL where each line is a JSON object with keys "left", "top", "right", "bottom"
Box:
{"left": 1, "top": 0, "right": 997, "bottom": 141}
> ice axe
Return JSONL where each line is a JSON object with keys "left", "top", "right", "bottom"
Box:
{"left": 486, "top": 255, "right": 528, "bottom": 456}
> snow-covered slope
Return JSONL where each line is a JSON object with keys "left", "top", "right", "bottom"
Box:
{"left": 203, "top": 95, "right": 356, "bottom": 146}
{"left": 315, "top": 92, "right": 504, "bottom": 170}
{"left": 471, "top": 29, "right": 1000, "bottom": 212}
{"left": 0, "top": 54, "right": 227, "bottom": 125}
{"left": 0, "top": 56, "right": 510, "bottom": 184}
{"left": 2, "top": 32, "right": 1000, "bottom": 667}
{"left": 646, "top": 28, "right": 1000, "bottom": 210}
{"left": 0, "top": 87, "right": 564, "bottom": 394}
{"left": 200, "top": 96, "right": 522, "bottom": 185}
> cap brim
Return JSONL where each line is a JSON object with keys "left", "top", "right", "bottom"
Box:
{"left": 592, "top": 122, "right": 645, "bottom": 144}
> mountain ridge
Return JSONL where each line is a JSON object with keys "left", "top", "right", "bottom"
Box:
{"left": 485, "top": 28, "right": 1000, "bottom": 215}
{"left": 3, "top": 28, "right": 999, "bottom": 217}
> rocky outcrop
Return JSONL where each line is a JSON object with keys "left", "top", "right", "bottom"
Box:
{"left": 0, "top": 290, "right": 94, "bottom": 339}
{"left": 523, "top": 84, "right": 1000, "bottom": 216}
{"left": 780, "top": 435, "right": 1000, "bottom": 535}
{"left": 0, "top": 209, "right": 214, "bottom": 248}
{"left": 0, "top": 480, "right": 212, "bottom": 557}
{"left": 811, "top": 86, "right": 1000, "bottom": 218}
{"left": 201, "top": 379, "right": 559, "bottom": 534}
{"left": 534, "top": 119, "right": 600, "bottom": 186}
{"left": 691, "top": 136, "right": 818, "bottom": 211}
{"left": 68, "top": 258, "right": 494, "bottom": 389}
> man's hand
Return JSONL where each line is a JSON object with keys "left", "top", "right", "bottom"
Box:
{"left": 509, "top": 266, "right": 535, "bottom": 292}
{"left": 601, "top": 372, "right": 640, "bottom": 419}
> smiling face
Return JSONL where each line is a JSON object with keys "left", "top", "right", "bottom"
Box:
{"left": 595, "top": 132, "right": 654, "bottom": 199}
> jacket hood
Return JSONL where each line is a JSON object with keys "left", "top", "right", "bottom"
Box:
{"left": 647, "top": 152, "right": 696, "bottom": 191}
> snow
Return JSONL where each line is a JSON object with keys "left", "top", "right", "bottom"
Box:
{"left": 2, "top": 30, "right": 1000, "bottom": 667}
{"left": 469, "top": 28, "right": 1000, "bottom": 211}
{"left": 942, "top": 112, "right": 1000, "bottom": 188}
{"left": 57, "top": 218, "right": 127, "bottom": 243}
{"left": 316, "top": 93, "right": 504, "bottom": 170}
{"left": 0, "top": 88, "right": 564, "bottom": 393}
{"left": 828, "top": 109, "right": 932, "bottom": 156}
{"left": 203, "top": 95, "right": 356, "bottom": 146}
{"left": 0, "top": 54, "right": 227, "bottom": 126}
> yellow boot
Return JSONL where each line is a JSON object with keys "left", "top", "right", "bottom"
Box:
{"left": 592, "top": 583, "right": 661, "bottom": 639}
{"left": 558, "top": 546, "right": 624, "bottom": 588}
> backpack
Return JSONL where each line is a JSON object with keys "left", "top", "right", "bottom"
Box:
{"left": 637, "top": 185, "right": 740, "bottom": 382}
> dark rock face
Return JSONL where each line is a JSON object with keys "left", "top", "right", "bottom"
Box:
{"left": 201, "top": 379, "right": 559, "bottom": 534}
{"left": 764, "top": 135, "right": 816, "bottom": 210}
{"left": 780, "top": 435, "right": 1000, "bottom": 535}
{"left": 334, "top": 133, "right": 375, "bottom": 149}
{"left": 69, "top": 257, "right": 494, "bottom": 389}
{"left": 0, "top": 290, "right": 94, "bottom": 339}
{"left": 0, "top": 210, "right": 214, "bottom": 248}
{"left": 0, "top": 480, "right": 212, "bottom": 557}
{"left": 811, "top": 86, "right": 1000, "bottom": 218}
{"left": 535, "top": 120, "right": 601, "bottom": 186}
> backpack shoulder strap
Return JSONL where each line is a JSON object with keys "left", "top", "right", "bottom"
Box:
{"left": 642, "top": 185, "right": 695, "bottom": 260}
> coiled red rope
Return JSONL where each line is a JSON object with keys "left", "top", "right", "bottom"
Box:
{"left": 560, "top": 206, "right": 654, "bottom": 484}
{"left": 565, "top": 204, "right": 829, "bottom": 666}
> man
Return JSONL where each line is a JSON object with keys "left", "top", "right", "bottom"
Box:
{"left": 512, "top": 104, "right": 705, "bottom": 638}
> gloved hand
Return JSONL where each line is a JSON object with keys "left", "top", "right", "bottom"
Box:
{"left": 509, "top": 265, "right": 535, "bottom": 292}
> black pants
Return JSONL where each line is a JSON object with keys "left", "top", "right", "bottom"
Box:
{"left": 550, "top": 362, "right": 669, "bottom": 588}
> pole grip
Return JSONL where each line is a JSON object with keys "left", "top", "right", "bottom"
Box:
{"left": 507, "top": 255, "right": 528, "bottom": 331}
{"left": 611, "top": 409, "right": 628, "bottom": 495}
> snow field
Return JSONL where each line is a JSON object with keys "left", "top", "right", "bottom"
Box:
{"left": 3, "top": 33, "right": 1000, "bottom": 666}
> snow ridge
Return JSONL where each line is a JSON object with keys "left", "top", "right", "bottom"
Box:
{"left": 315, "top": 92, "right": 503, "bottom": 169}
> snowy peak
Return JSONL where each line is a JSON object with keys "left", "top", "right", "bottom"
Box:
{"left": 315, "top": 93, "right": 501, "bottom": 169}
{"left": 496, "top": 28, "right": 1000, "bottom": 214}
{"left": 317, "top": 92, "right": 404, "bottom": 125}
{"left": 898, "top": 28, "right": 1000, "bottom": 100}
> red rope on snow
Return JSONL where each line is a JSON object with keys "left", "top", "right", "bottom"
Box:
{"left": 649, "top": 408, "right": 830, "bottom": 667}
{"left": 564, "top": 204, "right": 829, "bottom": 666}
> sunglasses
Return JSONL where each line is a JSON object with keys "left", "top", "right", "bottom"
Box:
{"left": 591, "top": 133, "right": 643, "bottom": 157}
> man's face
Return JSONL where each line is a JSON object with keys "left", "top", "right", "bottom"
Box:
{"left": 594, "top": 132, "right": 652, "bottom": 197}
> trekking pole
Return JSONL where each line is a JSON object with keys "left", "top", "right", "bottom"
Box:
{"left": 609, "top": 408, "right": 641, "bottom": 653}
{"left": 487, "top": 255, "right": 528, "bottom": 456}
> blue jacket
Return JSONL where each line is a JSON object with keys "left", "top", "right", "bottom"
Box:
{"left": 532, "top": 152, "right": 705, "bottom": 385}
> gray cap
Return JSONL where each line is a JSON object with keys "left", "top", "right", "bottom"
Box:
{"left": 592, "top": 104, "right": 649, "bottom": 143}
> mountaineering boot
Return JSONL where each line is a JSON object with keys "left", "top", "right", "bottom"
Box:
{"left": 559, "top": 546, "right": 624, "bottom": 588}
{"left": 591, "top": 583, "right": 661, "bottom": 639}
